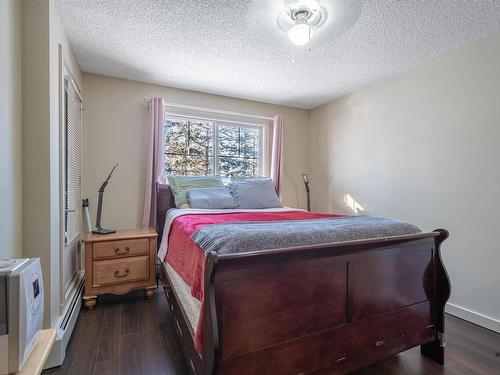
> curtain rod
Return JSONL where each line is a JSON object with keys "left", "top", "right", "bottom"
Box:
{"left": 144, "top": 99, "right": 275, "bottom": 121}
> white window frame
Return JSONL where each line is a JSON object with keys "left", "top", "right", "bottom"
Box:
{"left": 165, "top": 113, "right": 267, "bottom": 177}
{"left": 63, "top": 74, "right": 82, "bottom": 245}
{"left": 58, "top": 53, "right": 85, "bottom": 316}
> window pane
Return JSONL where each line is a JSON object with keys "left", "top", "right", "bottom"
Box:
{"left": 240, "top": 127, "right": 259, "bottom": 159}
{"left": 165, "top": 119, "right": 188, "bottom": 155}
{"left": 188, "top": 121, "right": 214, "bottom": 156}
{"left": 218, "top": 124, "right": 239, "bottom": 157}
{"left": 165, "top": 118, "right": 214, "bottom": 176}
{"left": 217, "top": 124, "right": 260, "bottom": 176}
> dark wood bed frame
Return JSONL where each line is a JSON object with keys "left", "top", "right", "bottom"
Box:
{"left": 156, "top": 183, "right": 451, "bottom": 374}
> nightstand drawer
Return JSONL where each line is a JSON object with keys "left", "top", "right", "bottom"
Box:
{"left": 93, "top": 256, "right": 149, "bottom": 287}
{"left": 93, "top": 238, "right": 149, "bottom": 260}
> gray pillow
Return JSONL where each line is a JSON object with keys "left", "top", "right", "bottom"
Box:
{"left": 187, "top": 188, "right": 235, "bottom": 209}
{"left": 228, "top": 178, "right": 283, "bottom": 209}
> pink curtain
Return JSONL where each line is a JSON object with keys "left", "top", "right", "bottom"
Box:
{"left": 271, "top": 114, "right": 284, "bottom": 198}
{"left": 142, "top": 97, "right": 165, "bottom": 228}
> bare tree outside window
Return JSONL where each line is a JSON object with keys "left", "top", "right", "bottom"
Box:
{"left": 218, "top": 124, "right": 259, "bottom": 176}
{"left": 165, "top": 118, "right": 214, "bottom": 175}
{"left": 165, "top": 117, "right": 263, "bottom": 176}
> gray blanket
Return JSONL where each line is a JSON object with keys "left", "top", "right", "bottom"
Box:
{"left": 191, "top": 215, "right": 422, "bottom": 255}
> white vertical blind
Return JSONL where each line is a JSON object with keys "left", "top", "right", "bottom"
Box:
{"left": 65, "top": 76, "right": 82, "bottom": 244}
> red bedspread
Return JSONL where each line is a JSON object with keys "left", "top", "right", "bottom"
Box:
{"left": 163, "top": 210, "right": 341, "bottom": 352}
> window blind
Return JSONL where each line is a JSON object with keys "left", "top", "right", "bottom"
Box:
{"left": 64, "top": 77, "right": 82, "bottom": 244}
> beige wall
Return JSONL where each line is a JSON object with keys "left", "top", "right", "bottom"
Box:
{"left": 0, "top": 0, "right": 22, "bottom": 260}
{"left": 21, "top": 0, "right": 82, "bottom": 328}
{"left": 310, "top": 31, "right": 500, "bottom": 331}
{"left": 82, "top": 73, "right": 310, "bottom": 230}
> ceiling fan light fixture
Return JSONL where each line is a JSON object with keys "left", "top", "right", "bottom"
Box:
{"left": 288, "top": 22, "right": 312, "bottom": 46}
{"left": 282, "top": 1, "right": 324, "bottom": 46}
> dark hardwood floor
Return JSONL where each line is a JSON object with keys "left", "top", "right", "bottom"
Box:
{"left": 44, "top": 289, "right": 500, "bottom": 375}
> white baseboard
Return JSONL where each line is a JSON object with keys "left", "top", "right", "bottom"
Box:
{"left": 446, "top": 302, "right": 500, "bottom": 333}
{"left": 44, "top": 273, "right": 84, "bottom": 369}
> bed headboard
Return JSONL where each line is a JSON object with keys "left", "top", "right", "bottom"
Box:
{"left": 156, "top": 183, "right": 176, "bottom": 243}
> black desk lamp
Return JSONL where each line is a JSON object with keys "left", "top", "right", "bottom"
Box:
{"left": 302, "top": 173, "right": 311, "bottom": 212}
{"left": 92, "top": 164, "right": 119, "bottom": 235}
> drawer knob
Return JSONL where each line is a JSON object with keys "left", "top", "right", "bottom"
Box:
{"left": 114, "top": 268, "right": 130, "bottom": 278}
{"left": 375, "top": 339, "right": 386, "bottom": 347}
{"left": 114, "top": 247, "right": 130, "bottom": 255}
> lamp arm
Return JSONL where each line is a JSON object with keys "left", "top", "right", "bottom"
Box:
{"left": 303, "top": 180, "right": 311, "bottom": 211}
{"left": 95, "top": 190, "right": 104, "bottom": 229}
{"left": 98, "top": 163, "right": 119, "bottom": 191}
{"left": 98, "top": 181, "right": 108, "bottom": 192}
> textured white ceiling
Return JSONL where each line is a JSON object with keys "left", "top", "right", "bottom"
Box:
{"left": 55, "top": 0, "right": 500, "bottom": 109}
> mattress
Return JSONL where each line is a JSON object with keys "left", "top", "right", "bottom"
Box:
{"left": 165, "top": 262, "right": 200, "bottom": 333}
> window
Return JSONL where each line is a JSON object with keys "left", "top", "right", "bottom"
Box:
{"left": 165, "top": 116, "right": 264, "bottom": 176}
{"left": 64, "top": 75, "right": 82, "bottom": 244}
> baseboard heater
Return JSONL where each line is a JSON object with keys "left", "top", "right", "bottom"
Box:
{"left": 44, "top": 273, "right": 85, "bottom": 369}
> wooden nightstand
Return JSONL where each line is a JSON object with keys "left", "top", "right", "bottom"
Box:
{"left": 82, "top": 228, "right": 158, "bottom": 309}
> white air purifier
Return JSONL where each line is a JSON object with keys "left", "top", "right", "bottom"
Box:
{"left": 0, "top": 258, "right": 44, "bottom": 374}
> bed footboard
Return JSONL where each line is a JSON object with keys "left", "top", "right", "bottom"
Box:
{"left": 420, "top": 229, "right": 451, "bottom": 365}
{"left": 197, "top": 229, "right": 450, "bottom": 375}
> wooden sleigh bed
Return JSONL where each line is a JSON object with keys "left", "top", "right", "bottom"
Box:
{"left": 156, "top": 183, "right": 451, "bottom": 374}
